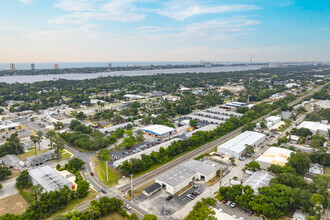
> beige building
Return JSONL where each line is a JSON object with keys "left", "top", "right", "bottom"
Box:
{"left": 256, "top": 147, "right": 293, "bottom": 169}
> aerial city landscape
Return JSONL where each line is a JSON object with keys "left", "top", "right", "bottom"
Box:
{"left": 0, "top": 0, "right": 329, "bottom": 220}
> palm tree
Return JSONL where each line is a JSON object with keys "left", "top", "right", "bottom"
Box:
{"left": 36, "top": 131, "right": 43, "bottom": 151}
{"left": 30, "top": 135, "right": 39, "bottom": 155}
{"left": 45, "top": 131, "right": 56, "bottom": 149}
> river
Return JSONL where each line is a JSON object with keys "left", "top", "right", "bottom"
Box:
{"left": 0, "top": 65, "right": 265, "bottom": 84}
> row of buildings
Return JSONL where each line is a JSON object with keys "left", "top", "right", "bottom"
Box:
{"left": 8, "top": 63, "right": 59, "bottom": 70}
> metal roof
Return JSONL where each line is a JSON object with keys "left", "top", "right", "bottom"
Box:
{"left": 99, "top": 122, "right": 132, "bottom": 134}
{"left": 27, "top": 150, "right": 55, "bottom": 165}
{"left": 141, "top": 125, "right": 175, "bottom": 136}
{"left": 242, "top": 171, "right": 275, "bottom": 195}
{"left": 156, "top": 160, "right": 218, "bottom": 187}
{"left": 256, "top": 147, "right": 293, "bottom": 166}
{"left": 143, "top": 183, "right": 161, "bottom": 194}
{"left": 217, "top": 131, "right": 266, "bottom": 154}
{"left": 206, "top": 107, "right": 243, "bottom": 117}
{"left": 29, "top": 165, "right": 71, "bottom": 192}
{"left": 0, "top": 154, "right": 20, "bottom": 166}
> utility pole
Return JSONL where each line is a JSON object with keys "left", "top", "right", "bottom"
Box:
{"left": 106, "top": 161, "right": 108, "bottom": 182}
{"left": 247, "top": 53, "right": 252, "bottom": 104}
{"left": 130, "top": 174, "right": 134, "bottom": 199}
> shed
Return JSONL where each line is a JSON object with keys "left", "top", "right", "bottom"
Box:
{"left": 142, "top": 183, "right": 162, "bottom": 196}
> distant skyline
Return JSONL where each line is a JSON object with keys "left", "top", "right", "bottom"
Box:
{"left": 1, "top": 0, "right": 329, "bottom": 62}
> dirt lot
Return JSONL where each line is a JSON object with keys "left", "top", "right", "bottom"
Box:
{"left": 0, "top": 192, "right": 28, "bottom": 215}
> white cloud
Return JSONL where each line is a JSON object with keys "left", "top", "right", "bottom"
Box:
{"left": 156, "top": 0, "right": 258, "bottom": 21}
{"left": 51, "top": 0, "right": 146, "bottom": 24}
{"left": 19, "top": 0, "right": 33, "bottom": 3}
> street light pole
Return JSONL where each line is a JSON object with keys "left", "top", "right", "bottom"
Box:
{"left": 106, "top": 161, "right": 108, "bottom": 182}
{"left": 130, "top": 174, "right": 134, "bottom": 199}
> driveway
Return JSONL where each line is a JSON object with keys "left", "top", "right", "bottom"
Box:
{"left": 0, "top": 178, "right": 18, "bottom": 200}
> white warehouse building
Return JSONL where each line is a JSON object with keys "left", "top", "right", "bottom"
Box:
{"left": 156, "top": 160, "right": 218, "bottom": 195}
{"left": 256, "top": 147, "right": 293, "bottom": 170}
{"left": 217, "top": 131, "right": 266, "bottom": 158}
{"left": 297, "top": 121, "right": 330, "bottom": 137}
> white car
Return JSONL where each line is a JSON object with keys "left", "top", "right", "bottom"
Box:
{"left": 124, "top": 204, "right": 131, "bottom": 210}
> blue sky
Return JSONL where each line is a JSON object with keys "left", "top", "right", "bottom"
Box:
{"left": 0, "top": 0, "right": 329, "bottom": 62}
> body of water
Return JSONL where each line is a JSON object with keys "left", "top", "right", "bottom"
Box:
{"left": 0, "top": 65, "right": 265, "bottom": 84}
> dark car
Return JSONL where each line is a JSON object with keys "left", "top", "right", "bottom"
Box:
{"left": 166, "top": 195, "right": 173, "bottom": 200}
{"left": 222, "top": 199, "right": 227, "bottom": 204}
{"left": 90, "top": 172, "right": 94, "bottom": 176}
{"left": 192, "top": 191, "right": 198, "bottom": 196}
{"left": 101, "top": 189, "right": 107, "bottom": 194}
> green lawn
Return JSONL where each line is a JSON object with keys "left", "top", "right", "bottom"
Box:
{"left": 17, "top": 148, "right": 49, "bottom": 160}
{"left": 94, "top": 158, "right": 122, "bottom": 187}
{"left": 60, "top": 149, "right": 73, "bottom": 160}
{"left": 98, "top": 212, "right": 128, "bottom": 220}
{"left": 279, "top": 122, "right": 292, "bottom": 132}
{"left": 324, "top": 167, "right": 330, "bottom": 176}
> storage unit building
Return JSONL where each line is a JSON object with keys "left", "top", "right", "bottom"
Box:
{"left": 141, "top": 125, "right": 176, "bottom": 137}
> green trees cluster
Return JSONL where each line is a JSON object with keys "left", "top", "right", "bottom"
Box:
{"left": 0, "top": 133, "right": 24, "bottom": 157}
{"left": 0, "top": 180, "right": 90, "bottom": 219}
{"left": 53, "top": 196, "right": 128, "bottom": 220}
{"left": 0, "top": 167, "right": 11, "bottom": 181}
{"left": 305, "top": 109, "right": 330, "bottom": 122}
{"left": 186, "top": 198, "right": 217, "bottom": 220}
{"left": 16, "top": 170, "right": 31, "bottom": 188}
{"left": 60, "top": 120, "right": 124, "bottom": 150}
{"left": 245, "top": 161, "right": 260, "bottom": 171}
{"left": 310, "top": 135, "right": 327, "bottom": 148}
{"left": 67, "top": 157, "right": 84, "bottom": 171}
{"left": 309, "top": 149, "right": 330, "bottom": 166}
{"left": 291, "top": 127, "right": 312, "bottom": 137}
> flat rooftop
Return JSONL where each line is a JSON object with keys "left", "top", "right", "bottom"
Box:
{"left": 29, "top": 165, "right": 71, "bottom": 192}
{"left": 256, "top": 147, "right": 293, "bottom": 166}
{"left": 217, "top": 131, "right": 265, "bottom": 153}
{"left": 243, "top": 171, "right": 275, "bottom": 195}
{"left": 141, "top": 124, "right": 175, "bottom": 136}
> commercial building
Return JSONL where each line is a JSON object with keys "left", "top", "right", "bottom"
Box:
{"left": 142, "top": 183, "right": 162, "bottom": 196}
{"left": 219, "top": 85, "right": 245, "bottom": 93}
{"left": 0, "top": 154, "right": 20, "bottom": 166}
{"left": 31, "top": 63, "right": 35, "bottom": 70}
{"left": 256, "top": 147, "right": 293, "bottom": 170}
{"left": 54, "top": 64, "right": 59, "bottom": 69}
{"left": 155, "top": 160, "right": 218, "bottom": 194}
{"left": 206, "top": 107, "right": 243, "bottom": 118}
{"left": 9, "top": 63, "right": 15, "bottom": 70}
{"left": 297, "top": 121, "right": 330, "bottom": 136}
{"left": 141, "top": 125, "right": 176, "bottom": 137}
{"left": 242, "top": 171, "right": 275, "bottom": 195}
{"left": 225, "top": 102, "right": 247, "bottom": 108}
{"left": 314, "top": 100, "right": 330, "bottom": 109}
{"left": 186, "top": 124, "right": 218, "bottom": 138}
{"left": 0, "top": 123, "right": 21, "bottom": 132}
{"left": 195, "top": 111, "right": 230, "bottom": 121}
{"left": 99, "top": 122, "right": 132, "bottom": 135}
{"left": 266, "top": 116, "right": 281, "bottom": 125}
{"left": 29, "top": 166, "right": 72, "bottom": 192}
{"left": 26, "top": 150, "right": 56, "bottom": 166}
{"left": 217, "top": 131, "right": 266, "bottom": 159}
{"left": 183, "top": 114, "right": 225, "bottom": 125}
{"left": 113, "top": 138, "right": 181, "bottom": 168}
{"left": 308, "top": 163, "right": 323, "bottom": 175}
{"left": 123, "top": 94, "right": 144, "bottom": 100}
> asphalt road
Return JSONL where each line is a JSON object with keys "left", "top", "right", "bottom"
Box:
{"left": 63, "top": 144, "right": 148, "bottom": 219}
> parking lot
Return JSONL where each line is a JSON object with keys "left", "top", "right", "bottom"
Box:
{"left": 134, "top": 183, "right": 207, "bottom": 216}
{"left": 216, "top": 200, "right": 257, "bottom": 220}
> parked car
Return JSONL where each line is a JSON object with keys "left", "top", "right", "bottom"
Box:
{"left": 166, "top": 195, "right": 173, "bottom": 200}
{"left": 222, "top": 199, "right": 227, "bottom": 204}
{"left": 226, "top": 201, "right": 232, "bottom": 206}
{"left": 230, "top": 202, "right": 237, "bottom": 208}
{"left": 101, "top": 189, "right": 107, "bottom": 194}
{"left": 196, "top": 190, "right": 201, "bottom": 195}
{"left": 247, "top": 210, "right": 254, "bottom": 216}
{"left": 192, "top": 191, "right": 198, "bottom": 196}
{"left": 193, "top": 184, "right": 199, "bottom": 188}
{"left": 90, "top": 172, "right": 94, "bottom": 176}
{"left": 187, "top": 194, "right": 195, "bottom": 200}
{"left": 124, "top": 204, "right": 131, "bottom": 210}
